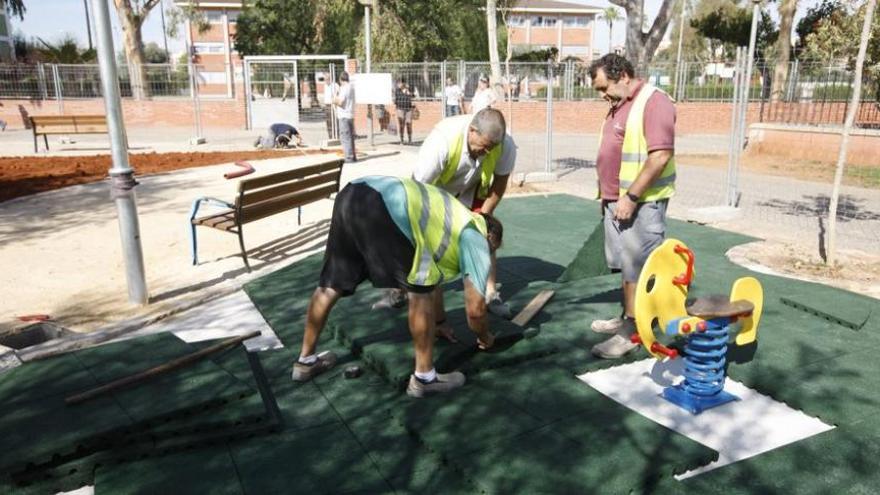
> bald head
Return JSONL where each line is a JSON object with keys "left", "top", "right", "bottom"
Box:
{"left": 470, "top": 108, "right": 506, "bottom": 146}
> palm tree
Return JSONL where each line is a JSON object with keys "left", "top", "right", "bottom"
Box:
{"left": 5, "top": 0, "right": 26, "bottom": 20}
{"left": 600, "top": 6, "right": 622, "bottom": 54}
{"left": 827, "top": 0, "right": 877, "bottom": 265}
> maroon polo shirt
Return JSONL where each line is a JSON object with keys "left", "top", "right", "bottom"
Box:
{"left": 596, "top": 80, "right": 676, "bottom": 200}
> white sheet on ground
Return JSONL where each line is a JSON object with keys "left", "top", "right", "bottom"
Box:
{"left": 577, "top": 358, "right": 834, "bottom": 480}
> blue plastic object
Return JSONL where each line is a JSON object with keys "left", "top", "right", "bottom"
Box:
{"left": 662, "top": 317, "right": 740, "bottom": 414}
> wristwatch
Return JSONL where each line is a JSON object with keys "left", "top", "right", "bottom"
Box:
{"left": 625, "top": 191, "right": 640, "bottom": 202}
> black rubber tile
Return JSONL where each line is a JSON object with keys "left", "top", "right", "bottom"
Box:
{"left": 0, "top": 353, "right": 98, "bottom": 406}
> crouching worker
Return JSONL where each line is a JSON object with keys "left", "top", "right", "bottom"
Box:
{"left": 254, "top": 122, "right": 303, "bottom": 149}
{"left": 291, "top": 175, "right": 502, "bottom": 398}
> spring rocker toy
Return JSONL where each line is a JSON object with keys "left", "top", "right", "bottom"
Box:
{"left": 631, "top": 239, "right": 764, "bottom": 414}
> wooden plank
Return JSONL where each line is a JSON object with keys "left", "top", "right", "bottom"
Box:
{"left": 238, "top": 171, "right": 339, "bottom": 207}
{"left": 238, "top": 183, "right": 337, "bottom": 224}
{"left": 511, "top": 290, "right": 555, "bottom": 327}
{"left": 238, "top": 159, "right": 343, "bottom": 192}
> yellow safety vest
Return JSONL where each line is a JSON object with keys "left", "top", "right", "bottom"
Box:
{"left": 600, "top": 84, "right": 676, "bottom": 202}
{"left": 401, "top": 178, "right": 488, "bottom": 286}
{"left": 432, "top": 115, "right": 503, "bottom": 200}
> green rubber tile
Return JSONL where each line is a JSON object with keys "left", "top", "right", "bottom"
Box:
{"left": 0, "top": 394, "right": 133, "bottom": 473}
{"left": 230, "top": 424, "right": 392, "bottom": 494}
{"left": 73, "top": 333, "right": 203, "bottom": 383}
{"left": 390, "top": 384, "right": 543, "bottom": 462}
{"left": 3, "top": 451, "right": 98, "bottom": 495}
{"left": 471, "top": 357, "right": 611, "bottom": 423}
{"left": 654, "top": 427, "right": 877, "bottom": 495}
{"left": 312, "top": 363, "right": 401, "bottom": 422}
{"left": 94, "top": 445, "right": 243, "bottom": 495}
{"left": 557, "top": 220, "right": 612, "bottom": 282}
{"left": 343, "top": 411, "right": 444, "bottom": 481}
{"left": 0, "top": 353, "right": 98, "bottom": 406}
{"left": 242, "top": 253, "right": 332, "bottom": 346}
{"left": 270, "top": 377, "right": 341, "bottom": 431}
{"left": 389, "top": 464, "right": 479, "bottom": 495}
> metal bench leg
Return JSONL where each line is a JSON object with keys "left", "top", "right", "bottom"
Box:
{"left": 188, "top": 199, "right": 201, "bottom": 265}
{"left": 33, "top": 132, "right": 38, "bottom": 153}
{"left": 237, "top": 225, "right": 251, "bottom": 272}
{"left": 298, "top": 206, "right": 302, "bottom": 226}
{"left": 43, "top": 134, "right": 49, "bottom": 151}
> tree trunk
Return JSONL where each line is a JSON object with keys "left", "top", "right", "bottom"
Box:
{"left": 611, "top": 0, "right": 676, "bottom": 76}
{"left": 770, "top": 0, "right": 798, "bottom": 102}
{"left": 486, "top": 0, "right": 502, "bottom": 84}
{"left": 827, "top": 0, "right": 876, "bottom": 265}
{"left": 114, "top": 0, "right": 150, "bottom": 100}
{"left": 608, "top": 20, "right": 613, "bottom": 53}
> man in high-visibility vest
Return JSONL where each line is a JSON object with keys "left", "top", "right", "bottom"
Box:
{"left": 587, "top": 54, "right": 677, "bottom": 359}
{"left": 290, "top": 176, "right": 503, "bottom": 398}
{"left": 372, "top": 108, "right": 517, "bottom": 323}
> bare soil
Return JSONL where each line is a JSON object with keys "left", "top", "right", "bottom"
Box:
{"left": 0, "top": 149, "right": 332, "bottom": 203}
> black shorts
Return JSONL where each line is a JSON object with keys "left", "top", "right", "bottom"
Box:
{"left": 319, "top": 182, "right": 435, "bottom": 296}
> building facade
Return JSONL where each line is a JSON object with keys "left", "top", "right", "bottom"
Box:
{"left": 504, "top": 0, "right": 601, "bottom": 61}
{"left": 0, "top": 0, "right": 16, "bottom": 62}
{"left": 173, "top": 0, "right": 242, "bottom": 97}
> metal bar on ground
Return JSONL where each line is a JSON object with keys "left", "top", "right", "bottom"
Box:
{"left": 65, "top": 331, "right": 262, "bottom": 405}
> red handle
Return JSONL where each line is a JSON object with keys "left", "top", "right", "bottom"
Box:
{"left": 672, "top": 244, "right": 695, "bottom": 286}
{"left": 650, "top": 342, "right": 679, "bottom": 359}
{"left": 224, "top": 161, "right": 256, "bottom": 180}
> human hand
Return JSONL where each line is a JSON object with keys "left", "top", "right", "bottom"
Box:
{"left": 614, "top": 196, "right": 636, "bottom": 222}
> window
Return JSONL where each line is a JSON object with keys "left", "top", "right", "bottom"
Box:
{"left": 563, "top": 16, "right": 589, "bottom": 27}
{"left": 226, "top": 10, "right": 240, "bottom": 23}
{"left": 204, "top": 10, "right": 223, "bottom": 23}
{"left": 507, "top": 15, "right": 526, "bottom": 27}
{"left": 541, "top": 16, "right": 558, "bottom": 27}
{"left": 193, "top": 42, "right": 226, "bottom": 55}
{"left": 560, "top": 45, "right": 589, "bottom": 57}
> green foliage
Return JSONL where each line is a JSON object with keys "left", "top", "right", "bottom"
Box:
{"left": 511, "top": 46, "right": 558, "bottom": 62}
{"left": 5, "top": 0, "right": 25, "bottom": 20}
{"left": 795, "top": 0, "right": 842, "bottom": 53}
{"left": 143, "top": 42, "right": 168, "bottom": 64}
{"left": 689, "top": 3, "right": 778, "bottom": 61}
{"left": 234, "top": 0, "right": 319, "bottom": 55}
{"left": 35, "top": 36, "right": 96, "bottom": 64}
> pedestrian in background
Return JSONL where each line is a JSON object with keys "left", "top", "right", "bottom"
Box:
{"left": 335, "top": 71, "right": 356, "bottom": 163}
{"left": 394, "top": 79, "right": 414, "bottom": 145}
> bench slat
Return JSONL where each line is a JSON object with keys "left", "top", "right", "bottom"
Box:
{"left": 239, "top": 183, "right": 337, "bottom": 224}
{"left": 192, "top": 210, "right": 237, "bottom": 231}
{"left": 238, "top": 159, "right": 344, "bottom": 192}
{"left": 238, "top": 171, "right": 340, "bottom": 208}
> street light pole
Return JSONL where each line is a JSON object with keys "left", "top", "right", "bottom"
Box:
{"left": 362, "top": 0, "right": 374, "bottom": 147}
{"left": 673, "top": 0, "right": 687, "bottom": 100}
{"left": 91, "top": 0, "right": 148, "bottom": 305}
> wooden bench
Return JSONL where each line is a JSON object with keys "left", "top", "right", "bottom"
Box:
{"left": 189, "top": 158, "right": 345, "bottom": 270}
{"left": 30, "top": 115, "right": 109, "bottom": 152}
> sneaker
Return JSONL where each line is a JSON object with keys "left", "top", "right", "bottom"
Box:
{"left": 591, "top": 334, "right": 639, "bottom": 359}
{"left": 590, "top": 316, "right": 634, "bottom": 334}
{"left": 291, "top": 351, "right": 337, "bottom": 382}
{"left": 487, "top": 293, "right": 512, "bottom": 319}
{"left": 371, "top": 289, "right": 407, "bottom": 310}
{"left": 406, "top": 371, "right": 466, "bottom": 398}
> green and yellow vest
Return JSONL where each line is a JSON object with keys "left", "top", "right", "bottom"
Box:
{"left": 432, "top": 115, "right": 503, "bottom": 200}
{"left": 599, "top": 84, "right": 676, "bottom": 202}
{"left": 401, "top": 178, "right": 488, "bottom": 286}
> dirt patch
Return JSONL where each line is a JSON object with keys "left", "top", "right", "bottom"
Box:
{"left": 729, "top": 241, "right": 880, "bottom": 299}
{"left": 0, "top": 149, "right": 333, "bottom": 203}
{"left": 677, "top": 153, "right": 880, "bottom": 189}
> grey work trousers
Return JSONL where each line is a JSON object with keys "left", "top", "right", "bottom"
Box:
{"left": 338, "top": 117, "right": 356, "bottom": 162}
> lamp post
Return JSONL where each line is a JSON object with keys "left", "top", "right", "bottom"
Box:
{"left": 359, "top": 0, "right": 374, "bottom": 147}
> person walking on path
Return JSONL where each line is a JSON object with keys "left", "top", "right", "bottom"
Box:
{"left": 290, "top": 176, "right": 502, "bottom": 398}
{"left": 586, "top": 54, "right": 677, "bottom": 359}
{"left": 444, "top": 77, "right": 463, "bottom": 117}
{"left": 393, "top": 79, "right": 415, "bottom": 145}
{"left": 470, "top": 74, "right": 497, "bottom": 114}
{"left": 323, "top": 76, "right": 340, "bottom": 140}
{"left": 335, "top": 72, "right": 357, "bottom": 162}
{"left": 372, "top": 108, "right": 517, "bottom": 321}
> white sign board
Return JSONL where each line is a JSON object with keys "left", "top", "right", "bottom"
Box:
{"left": 350, "top": 73, "right": 393, "bottom": 105}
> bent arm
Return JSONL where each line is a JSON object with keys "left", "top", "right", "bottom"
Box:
{"left": 480, "top": 173, "right": 509, "bottom": 215}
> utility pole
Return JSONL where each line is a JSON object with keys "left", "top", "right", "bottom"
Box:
{"left": 83, "top": 0, "right": 93, "bottom": 51}
{"left": 359, "top": 0, "right": 374, "bottom": 147}
{"left": 159, "top": 0, "right": 169, "bottom": 60}
{"left": 91, "top": 0, "right": 148, "bottom": 305}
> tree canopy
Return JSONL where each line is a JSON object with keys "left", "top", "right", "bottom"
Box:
{"left": 801, "top": 0, "right": 879, "bottom": 80}
{"left": 5, "top": 0, "right": 25, "bottom": 20}
{"left": 689, "top": 2, "right": 778, "bottom": 60}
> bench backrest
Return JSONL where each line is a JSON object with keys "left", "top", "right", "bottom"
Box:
{"left": 235, "top": 158, "right": 345, "bottom": 224}
{"left": 30, "top": 115, "right": 108, "bottom": 134}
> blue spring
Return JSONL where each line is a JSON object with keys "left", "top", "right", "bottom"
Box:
{"left": 681, "top": 323, "right": 729, "bottom": 397}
